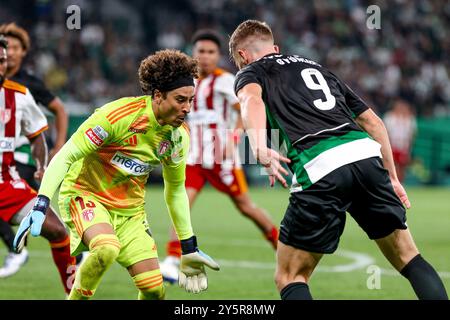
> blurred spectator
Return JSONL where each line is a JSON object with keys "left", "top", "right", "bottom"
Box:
{"left": 384, "top": 99, "right": 417, "bottom": 182}
{"left": 1, "top": 0, "right": 449, "bottom": 116}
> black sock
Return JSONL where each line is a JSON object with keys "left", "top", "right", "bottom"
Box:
{"left": 0, "top": 219, "right": 15, "bottom": 252}
{"left": 400, "top": 254, "right": 448, "bottom": 300}
{"left": 280, "top": 282, "right": 313, "bottom": 300}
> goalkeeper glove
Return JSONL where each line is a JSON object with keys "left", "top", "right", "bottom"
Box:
{"left": 13, "top": 195, "right": 49, "bottom": 253}
{"left": 179, "top": 235, "right": 220, "bottom": 293}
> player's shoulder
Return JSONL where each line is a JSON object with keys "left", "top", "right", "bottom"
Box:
{"left": 213, "top": 68, "right": 236, "bottom": 90}
{"left": 264, "top": 54, "right": 324, "bottom": 70}
{"left": 179, "top": 122, "right": 190, "bottom": 137}
{"left": 11, "top": 68, "right": 45, "bottom": 88}
{"left": 2, "top": 79, "right": 27, "bottom": 95}
{"left": 100, "top": 96, "right": 148, "bottom": 124}
{"left": 213, "top": 68, "right": 234, "bottom": 78}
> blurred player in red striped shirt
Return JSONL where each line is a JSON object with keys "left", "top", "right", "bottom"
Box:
{"left": 160, "top": 30, "right": 278, "bottom": 283}
{"left": 0, "top": 35, "right": 75, "bottom": 293}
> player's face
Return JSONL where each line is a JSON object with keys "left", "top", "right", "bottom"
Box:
{"left": 158, "top": 86, "right": 195, "bottom": 127}
{"left": 193, "top": 40, "right": 220, "bottom": 75}
{"left": 0, "top": 48, "right": 7, "bottom": 85}
{"left": 6, "top": 36, "right": 26, "bottom": 72}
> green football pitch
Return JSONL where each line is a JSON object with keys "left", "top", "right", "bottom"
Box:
{"left": 1, "top": 186, "right": 449, "bottom": 300}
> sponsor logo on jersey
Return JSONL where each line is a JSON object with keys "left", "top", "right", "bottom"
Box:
{"left": 0, "top": 110, "right": 11, "bottom": 124}
{"left": 124, "top": 135, "right": 138, "bottom": 146}
{"left": 0, "top": 137, "right": 15, "bottom": 152}
{"left": 85, "top": 125, "right": 109, "bottom": 147}
{"left": 110, "top": 151, "right": 152, "bottom": 176}
{"left": 128, "top": 127, "right": 147, "bottom": 134}
{"left": 82, "top": 209, "right": 95, "bottom": 222}
{"left": 128, "top": 115, "right": 149, "bottom": 134}
{"left": 158, "top": 140, "right": 171, "bottom": 157}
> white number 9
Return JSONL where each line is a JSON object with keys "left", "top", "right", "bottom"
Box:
{"left": 300, "top": 68, "right": 336, "bottom": 110}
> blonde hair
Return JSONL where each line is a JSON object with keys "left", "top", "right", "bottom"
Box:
{"left": 229, "top": 20, "right": 273, "bottom": 67}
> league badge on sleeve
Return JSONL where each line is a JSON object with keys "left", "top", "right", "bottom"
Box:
{"left": 85, "top": 125, "right": 109, "bottom": 146}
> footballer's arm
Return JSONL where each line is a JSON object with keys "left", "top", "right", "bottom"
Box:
{"left": 29, "top": 133, "right": 48, "bottom": 181}
{"left": 38, "top": 111, "right": 112, "bottom": 200}
{"left": 37, "top": 138, "right": 89, "bottom": 200}
{"left": 161, "top": 129, "right": 194, "bottom": 241}
{"left": 237, "top": 83, "right": 290, "bottom": 187}
{"left": 162, "top": 162, "right": 194, "bottom": 240}
{"left": 355, "top": 108, "right": 411, "bottom": 208}
{"left": 47, "top": 97, "right": 69, "bottom": 159}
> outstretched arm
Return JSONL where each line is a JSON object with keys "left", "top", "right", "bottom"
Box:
{"left": 236, "top": 83, "right": 290, "bottom": 187}
{"left": 162, "top": 128, "right": 219, "bottom": 293}
{"left": 14, "top": 111, "right": 112, "bottom": 251}
{"left": 162, "top": 159, "right": 194, "bottom": 241}
{"left": 37, "top": 138, "right": 86, "bottom": 199}
{"left": 13, "top": 137, "right": 91, "bottom": 252}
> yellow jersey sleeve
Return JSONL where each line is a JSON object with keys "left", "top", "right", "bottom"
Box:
{"left": 38, "top": 109, "right": 115, "bottom": 199}
{"left": 162, "top": 125, "right": 194, "bottom": 240}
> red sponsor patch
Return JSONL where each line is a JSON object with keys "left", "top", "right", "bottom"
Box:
{"left": 81, "top": 209, "right": 95, "bottom": 222}
{"left": 85, "top": 128, "right": 104, "bottom": 146}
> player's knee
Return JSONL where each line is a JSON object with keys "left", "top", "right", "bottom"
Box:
{"left": 133, "top": 270, "right": 165, "bottom": 300}
{"left": 89, "top": 235, "right": 121, "bottom": 268}
{"left": 274, "top": 270, "right": 288, "bottom": 291}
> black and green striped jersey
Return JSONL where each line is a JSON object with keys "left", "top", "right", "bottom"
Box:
{"left": 234, "top": 53, "right": 382, "bottom": 192}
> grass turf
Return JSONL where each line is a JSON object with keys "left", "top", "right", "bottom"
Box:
{"left": 0, "top": 186, "right": 449, "bottom": 300}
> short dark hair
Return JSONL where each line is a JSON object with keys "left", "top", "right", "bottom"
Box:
{"left": 0, "top": 35, "right": 7, "bottom": 49}
{"left": 138, "top": 49, "right": 199, "bottom": 96}
{"left": 192, "top": 29, "right": 222, "bottom": 49}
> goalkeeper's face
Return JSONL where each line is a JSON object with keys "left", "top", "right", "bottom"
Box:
{"left": 156, "top": 86, "right": 195, "bottom": 127}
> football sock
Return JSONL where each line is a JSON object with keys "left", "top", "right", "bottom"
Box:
{"left": 49, "top": 235, "right": 76, "bottom": 294}
{"left": 0, "top": 219, "right": 15, "bottom": 252}
{"left": 166, "top": 240, "right": 182, "bottom": 258}
{"left": 400, "top": 254, "right": 448, "bottom": 300}
{"left": 133, "top": 269, "right": 165, "bottom": 300}
{"left": 264, "top": 226, "right": 279, "bottom": 250}
{"left": 68, "top": 234, "right": 120, "bottom": 300}
{"left": 280, "top": 282, "right": 313, "bottom": 300}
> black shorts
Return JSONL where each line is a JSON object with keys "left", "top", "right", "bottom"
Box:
{"left": 279, "top": 157, "right": 407, "bottom": 254}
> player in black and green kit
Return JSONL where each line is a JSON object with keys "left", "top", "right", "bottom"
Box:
{"left": 230, "top": 20, "right": 447, "bottom": 300}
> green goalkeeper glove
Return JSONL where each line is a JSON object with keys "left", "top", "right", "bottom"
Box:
{"left": 179, "top": 236, "right": 220, "bottom": 293}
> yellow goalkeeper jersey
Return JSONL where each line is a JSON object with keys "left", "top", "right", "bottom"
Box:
{"left": 39, "top": 95, "right": 193, "bottom": 239}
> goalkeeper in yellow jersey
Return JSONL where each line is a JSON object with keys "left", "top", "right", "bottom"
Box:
{"left": 13, "top": 49, "right": 220, "bottom": 300}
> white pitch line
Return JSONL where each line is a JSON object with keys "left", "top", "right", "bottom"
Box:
{"left": 217, "top": 249, "right": 375, "bottom": 273}
{"left": 2, "top": 246, "right": 450, "bottom": 279}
